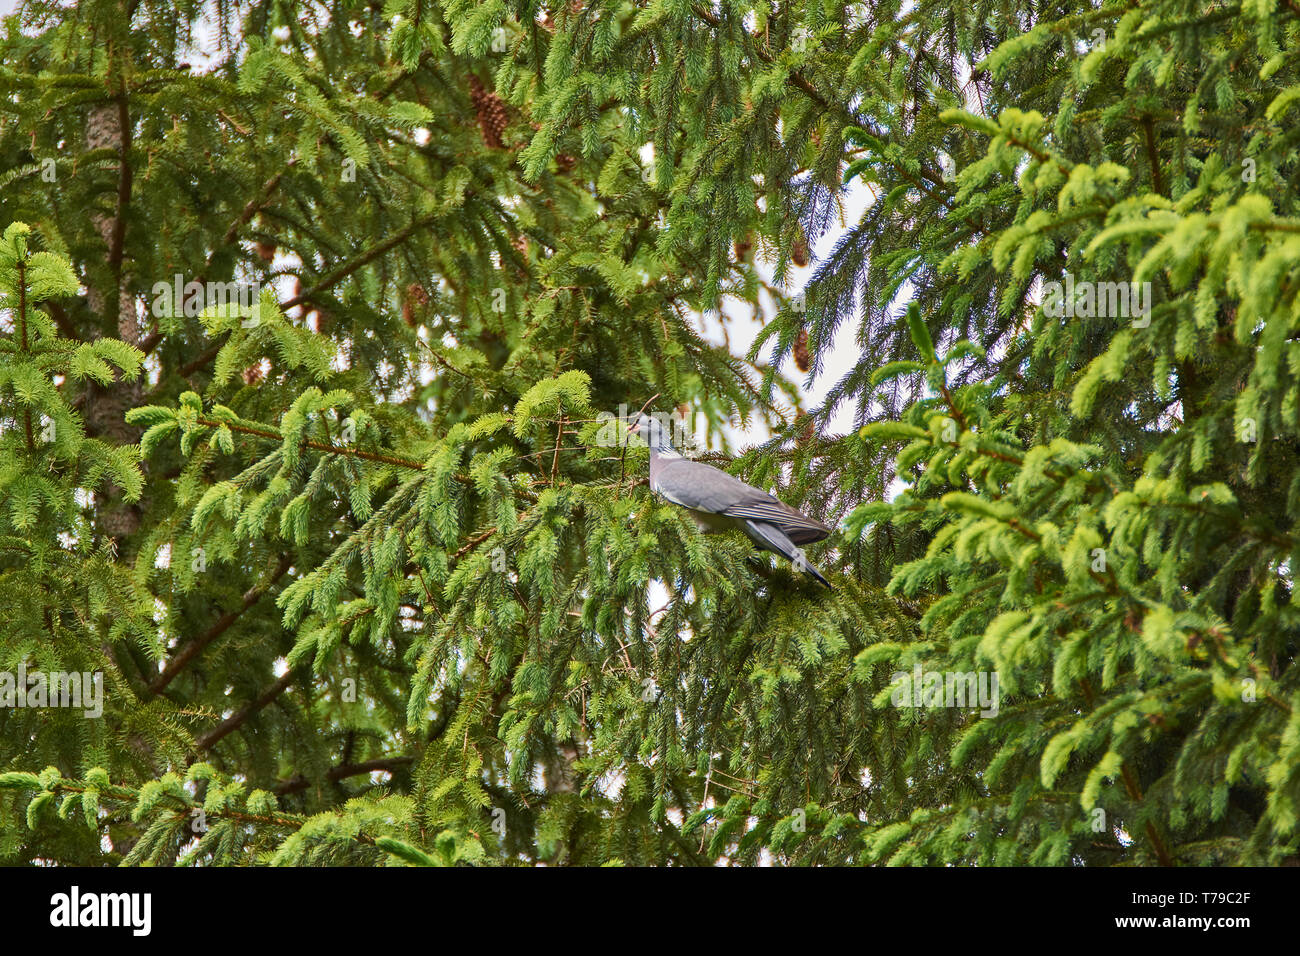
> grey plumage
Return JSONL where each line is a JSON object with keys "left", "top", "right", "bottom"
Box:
{"left": 629, "top": 412, "right": 833, "bottom": 588}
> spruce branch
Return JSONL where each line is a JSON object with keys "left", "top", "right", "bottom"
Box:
{"left": 273, "top": 757, "right": 416, "bottom": 797}
{"left": 194, "top": 670, "right": 297, "bottom": 753}
{"left": 281, "top": 211, "right": 442, "bottom": 311}
{"left": 195, "top": 416, "right": 432, "bottom": 472}
{"left": 148, "top": 555, "right": 292, "bottom": 696}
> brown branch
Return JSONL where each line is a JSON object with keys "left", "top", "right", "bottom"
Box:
{"left": 454, "top": 527, "right": 497, "bottom": 559}
{"left": 273, "top": 756, "right": 415, "bottom": 796}
{"left": 224, "top": 165, "right": 291, "bottom": 247}
{"left": 175, "top": 341, "right": 223, "bottom": 378}
{"left": 1079, "top": 678, "right": 1175, "bottom": 866}
{"left": 281, "top": 211, "right": 441, "bottom": 311}
{"left": 374, "top": 50, "right": 435, "bottom": 101}
{"left": 196, "top": 416, "right": 433, "bottom": 472}
{"left": 148, "top": 555, "right": 291, "bottom": 695}
{"left": 44, "top": 780, "right": 307, "bottom": 834}
{"left": 191, "top": 416, "right": 540, "bottom": 501}
{"left": 194, "top": 670, "right": 296, "bottom": 752}
{"left": 108, "top": 92, "right": 132, "bottom": 272}
{"left": 45, "top": 300, "right": 79, "bottom": 341}
{"left": 1119, "top": 762, "right": 1175, "bottom": 867}
{"left": 416, "top": 338, "right": 475, "bottom": 380}
{"left": 551, "top": 413, "right": 564, "bottom": 484}
{"left": 1140, "top": 114, "right": 1167, "bottom": 197}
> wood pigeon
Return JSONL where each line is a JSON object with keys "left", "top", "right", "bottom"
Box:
{"left": 629, "top": 412, "right": 834, "bottom": 588}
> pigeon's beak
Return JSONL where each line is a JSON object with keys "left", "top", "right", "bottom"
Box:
{"left": 627, "top": 418, "right": 641, "bottom": 434}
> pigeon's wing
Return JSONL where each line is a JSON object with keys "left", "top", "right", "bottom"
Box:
{"left": 729, "top": 498, "right": 834, "bottom": 545}
{"left": 654, "top": 459, "right": 833, "bottom": 544}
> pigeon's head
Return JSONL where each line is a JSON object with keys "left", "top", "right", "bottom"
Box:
{"left": 628, "top": 412, "right": 677, "bottom": 453}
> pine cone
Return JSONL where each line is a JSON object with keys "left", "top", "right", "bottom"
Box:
{"left": 793, "top": 328, "right": 810, "bottom": 372}
{"left": 511, "top": 234, "right": 530, "bottom": 275}
{"left": 255, "top": 240, "right": 277, "bottom": 262}
{"left": 733, "top": 234, "right": 753, "bottom": 262}
{"left": 468, "top": 74, "right": 508, "bottom": 149}
{"left": 792, "top": 233, "right": 810, "bottom": 268}
{"left": 403, "top": 283, "right": 429, "bottom": 327}
{"left": 242, "top": 361, "right": 267, "bottom": 386}
{"left": 555, "top": 152, "right": 577, "bottom": 172}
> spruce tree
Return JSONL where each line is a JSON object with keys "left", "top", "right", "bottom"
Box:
{"left": 0, "top": 0, "right": 1296, "bottom": 867}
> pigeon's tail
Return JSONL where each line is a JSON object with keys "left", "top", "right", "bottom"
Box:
{"left": 743, "top": 520, "right": 833, "bottom": 590}
{"left": 803, "top": 562, "right": 833, "bottom": 590}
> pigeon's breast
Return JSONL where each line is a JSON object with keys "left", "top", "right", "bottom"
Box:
{"left": 685, "top": 508, "right": 732, "bottom": 534}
